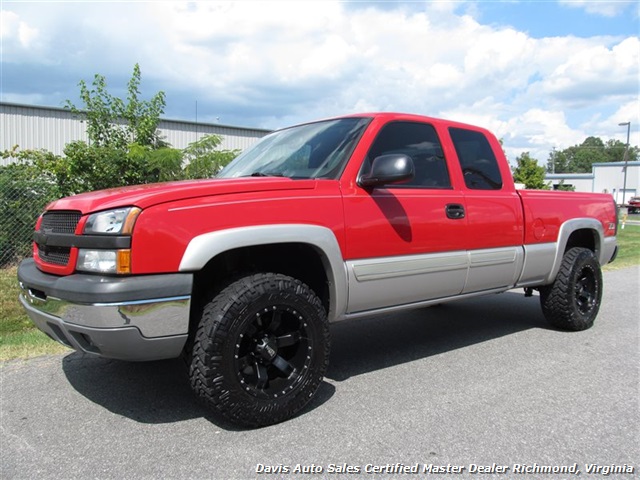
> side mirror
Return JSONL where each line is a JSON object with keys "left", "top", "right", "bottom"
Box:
{"left": 358, "top": 154, "right": 414, "bottom": 188}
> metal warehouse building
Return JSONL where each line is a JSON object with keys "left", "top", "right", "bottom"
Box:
{"left": 1, "top": 102, "right": 271, "bottom": 165}
{"left": 546, "top": 162, "right": 640, "bottom": 205}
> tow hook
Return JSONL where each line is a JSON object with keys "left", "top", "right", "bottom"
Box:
{"left": 524, "top": 287, "right": 534, "bottom": 297}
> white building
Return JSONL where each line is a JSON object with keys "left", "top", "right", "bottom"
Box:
{"left": 545, "top": 172, "right": 594, "bottom": 192}
{"left": 546, "top": 161, "right": 640, "bottom": 204}
{"left": 1, "top": 102, "right": 271, "bottom": 165}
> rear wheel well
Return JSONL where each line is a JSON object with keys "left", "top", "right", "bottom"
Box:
{"left": 564, "top": 228, "right": 597, "bottom": 255}
{"left": 188, "top": 243, "right": 330, "bottom": 340}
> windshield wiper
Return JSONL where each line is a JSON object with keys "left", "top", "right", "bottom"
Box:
{"left": 246, "top": 171, "right": 287, "bottom": 177}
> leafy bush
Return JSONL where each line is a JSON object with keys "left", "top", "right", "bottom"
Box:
{"left": 0, "top": 158, "right": 60, "bottom": 266}
{"left": 182, "top": 134, "right": 239, "bottom": 179}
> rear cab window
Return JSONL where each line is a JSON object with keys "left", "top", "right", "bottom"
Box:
{"left": 449, "top": 127, "right": 503, "bottom": 190}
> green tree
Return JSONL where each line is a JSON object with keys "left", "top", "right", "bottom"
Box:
{"left": 603, "top": 138, "right": 638, "bottom": 163}
{"left": 513, "top": 152, "right": 549, "bottom": 189}
{"left": 115, "top": 64, "right": 167, "bottom": 147}
{"left": 547, "top": 148, "right": 570, "bottom": 173}
{"left": 603, "top": 139, "right": 626, "bottom": 163}
{"left": 129, "top": 143, "right": 184, "bottom": 183}
{"left": 60, "top": 64, "right": 177, "bottom": 192}
{"left": 570, "top": 137, "right": 605, "bottom": 173}
{"left": 64, "top": 73, "right": 125, "bottom": 148}
{"left": 547, "top": 136, "right": 639, "bottom": 173}
{"left": 182, "top": 134, "right": 239, "bottom": 179}
{"left": 65, "top": 63, "right": 166, "bottom": 148}
{"left": 555, "top": 180, "right": 576, "bottom": 192}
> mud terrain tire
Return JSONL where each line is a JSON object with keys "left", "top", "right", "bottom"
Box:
{"left": 189, "top": 273, "right": 330, "bottom": 427}
{"left": 539, "top": 247, "right": 603, "bottom": 331}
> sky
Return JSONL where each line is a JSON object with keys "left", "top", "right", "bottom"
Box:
{"left": 1, "top": 0, "right": 639, "bottom": 164}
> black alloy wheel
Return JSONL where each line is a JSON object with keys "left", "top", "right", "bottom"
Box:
{"left": 234, "top": 304, "right": 314, "bottom": 399}
{"left": 574, "top": 266, "right": 598, "bottom": 316}
{"left": 540, "top": 247, "right": 603, "bottom": 331}
{"left": 188, "top": 273, "right": 330, "bottom": 427}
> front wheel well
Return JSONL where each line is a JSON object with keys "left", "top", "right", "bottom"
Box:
{"left": 188, "top": 243, "right": 330, "bottom": 338}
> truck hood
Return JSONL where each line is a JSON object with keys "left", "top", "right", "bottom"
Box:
{"left": 46, "top": 177, "right": 317, "bottom": 214}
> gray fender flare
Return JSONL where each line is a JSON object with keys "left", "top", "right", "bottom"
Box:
{"left": 178, "top": 224, "right": 348, "bottom": 321}
{"left": 545, "top": 218, "right": 608, "bottom": 284}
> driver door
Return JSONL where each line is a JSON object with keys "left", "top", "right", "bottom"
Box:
{"left": 341, "top": 120, "right": 469, "bottom": 313}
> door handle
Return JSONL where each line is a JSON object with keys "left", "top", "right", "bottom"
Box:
{"left": 446, "top": 204, "right": 465, "bottom": 219}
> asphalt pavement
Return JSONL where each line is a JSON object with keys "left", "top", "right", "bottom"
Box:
{"left": 1, "top": 266, "right": 638, "bottom": 480}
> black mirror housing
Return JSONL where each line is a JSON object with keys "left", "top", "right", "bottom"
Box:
{"left": 358, "top": 154, "right": 414, "bottom": 188}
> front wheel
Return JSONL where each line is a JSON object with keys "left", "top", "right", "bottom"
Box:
{"left": 539, "top": 247, "right": 603, "bottom": 331}
{"left": 189, "top": 273, "right": 330, "bottom": 427}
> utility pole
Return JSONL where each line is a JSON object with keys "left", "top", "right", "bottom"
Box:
{"left": 618, "top": 122, "right": 630, "bottom": 206}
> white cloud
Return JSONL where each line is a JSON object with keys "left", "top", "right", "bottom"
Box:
{"left": 18, "top": 19, "right": 38, "bottom": 47}
{"left": 516, "top": 109, "right": 585, "bottom": 148}
{"left": 540, "top": 37, "right": 640, "bottom": 106}
{"left": 1, "top": 9, "right": 39, "bottom": 49}
{"left": 559, "top": 0, "right": 637, "bottom": 17}
{"left": 582, "top": 99, "right": 640, "bottom": 145}
{"left": 0, "top": 10, "right": 19, "bottom": 38}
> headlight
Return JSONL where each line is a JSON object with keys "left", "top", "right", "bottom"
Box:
{"left": 78, "top": 207, "right": 139, "bottom": 274}
{"left": 84, "top": 207, "right": 141, "bottom": 235}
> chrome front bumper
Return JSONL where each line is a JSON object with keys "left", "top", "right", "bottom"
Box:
{"left": 17, "top": 259, "right": 193, "bottom": 361}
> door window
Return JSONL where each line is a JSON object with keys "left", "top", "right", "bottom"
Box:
{"left": 364, "top": 121, "right": 451, "bottom": 189}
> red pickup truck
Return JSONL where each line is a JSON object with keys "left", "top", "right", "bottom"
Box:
{"left": 18, "top": 112, "right": 618, "bottom": 427}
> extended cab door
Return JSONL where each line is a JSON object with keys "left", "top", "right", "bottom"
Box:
{"left": 341, "top": 119, "right": 469, "bottom": 313}
{"left": 447, "top": 126, "right": 525, "bottom": 293}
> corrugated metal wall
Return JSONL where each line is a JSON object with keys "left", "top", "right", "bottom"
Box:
{"left": 157, "top": 118, "right": 268, "bottom": 152}
{"left": 1, "top": 103, "right": 89, "bottom": 162}
{"left": 1, "top": 102, "right": 271, "bottom": 165}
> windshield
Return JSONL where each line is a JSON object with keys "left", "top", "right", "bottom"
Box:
{"left": 218, "top": 117, "right": 371, "bottom": 179}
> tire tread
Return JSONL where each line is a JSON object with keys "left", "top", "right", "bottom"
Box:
{"left": 540, "top": 247, "right": 602, "bottom": 331}
{"left": 189, "top": 273, "right": 329, "bottom": 427}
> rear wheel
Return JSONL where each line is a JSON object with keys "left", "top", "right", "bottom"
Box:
{"left": 539, "top": 247, "right": 602, "bottom": 331}
{"left": 189, "top": 273, "right": 330, "bottom": 427}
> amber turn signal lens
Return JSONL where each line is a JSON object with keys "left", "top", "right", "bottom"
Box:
{"left": 117, "top": 249, "right": 132, "bottom": 274}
